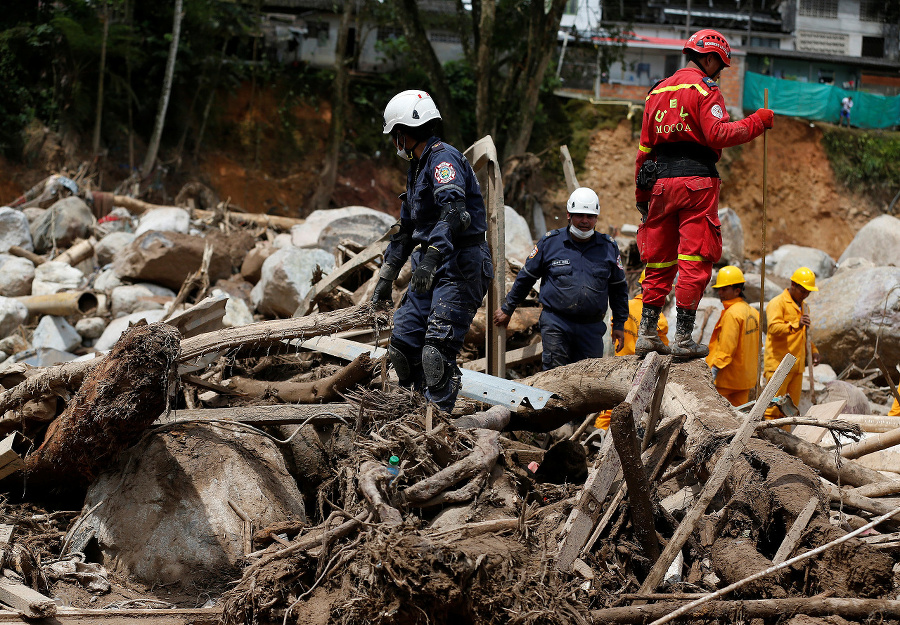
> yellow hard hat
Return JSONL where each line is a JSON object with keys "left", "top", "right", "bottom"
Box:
{"left": 790, "top": 266, "right": 818, "bottom": 292}
{"left": 639, "top": 269, "right": 646, "bottom": 283}
{"left": 713, "top": 265, "right": 745, "bottom": 288}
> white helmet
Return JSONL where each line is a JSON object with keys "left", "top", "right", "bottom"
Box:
{"left": 567, "top": 187, "right": 600, "bottom": 216}
{"left": 383, "top": 90, "right": 441, "bottom": 134}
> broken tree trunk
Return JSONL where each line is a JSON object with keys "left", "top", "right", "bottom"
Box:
{"left": 227, "top": 353, "right": 376, "bottom": 403}
{"left": 24, "top": 323, "right": 180, "bottom": 489}
{"left": 179, "top": 303, "right": 391, "bottom": 363}
{"left": 0, "top": 359, "right": 100, "bottom": 416}
{"left": 512, "top": 356, "right": 892, "bottom": 595}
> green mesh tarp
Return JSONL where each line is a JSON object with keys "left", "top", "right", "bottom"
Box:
{"left": 743, "top": 71, "right": 900, "bottom": 129}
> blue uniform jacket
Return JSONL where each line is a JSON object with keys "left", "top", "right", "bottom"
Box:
{"left": 502, "top": 228, "right": 629, "bottom": 328}
{"left": 383, "top": 137, "right": 487, "bottom": 271}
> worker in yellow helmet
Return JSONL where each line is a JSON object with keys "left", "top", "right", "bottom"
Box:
{"left": 706, "top": 266, "right": 760, "bottom": 406}
{"left": 764, "top": 267, "right": 820, "bottom": 419}
{"left": 617, "top": 269, "right": 669, "bottom": 356}
{"left": 597, "top": 268, "right": 670, "bottom": 429}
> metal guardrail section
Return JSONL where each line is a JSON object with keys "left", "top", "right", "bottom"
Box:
{"left": 298, "top": 336, "right": 553, "bottom": 409}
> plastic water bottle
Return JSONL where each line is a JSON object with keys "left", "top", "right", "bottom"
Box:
{"left": 387, "top": 455, "right": 400, "bottom": 476}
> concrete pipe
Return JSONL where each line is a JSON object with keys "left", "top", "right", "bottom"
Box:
{"left": 16, "top": 292, "right": 99, "bottom": 317}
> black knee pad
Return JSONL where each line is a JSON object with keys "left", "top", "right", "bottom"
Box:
{"left": 388, "top": 343, "right": 415, "bottom": 385}
{"left": 422, "top": 344, "right": 453, "bottom": 391}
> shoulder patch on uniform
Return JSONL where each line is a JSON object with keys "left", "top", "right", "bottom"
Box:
{"left": 711, "top": 104, "right": 724, "bottom": 119}
{"left": 434, "top": 161, "right": 457, "bottom": 184}
{"left": 616, "top": 254, "right": 624, "bottom": 271}
{"left": 545, "top": 230, "right": 558, "bottom": 237}
{"left": 430, "top": 141, "right": 445, "bottom": 151}
{"left": 702, "top": 77, "right": 719, "bottom": 90}
{"left": 528, "top": 245, "right": 538, "bottom": 259}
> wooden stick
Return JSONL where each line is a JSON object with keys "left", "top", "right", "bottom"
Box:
{"left": 8, "top": 246, "right": 45, "bottom": 266}
{"left": 648, "top": 503, "right": 900, "bottom": 625}
{"left": 803, "top": 300, "right": 816, "bottom": 405}
{"left": 876, "top": 354, "right": 900, "bottom": 407}
{"left": 638, "top": 353, "right": 796, "bottom": 595}
{"left": 823, "top": 479, "right": 898, "bottom": 516}
{"left": 836, "top": 414, "right": 900, "bottom": 433}
{"left": 772, "top": 496, "right": 817, "bottom": 564}
{"left": 839, "top": 425, "right": 900, "bottom": 460}
{"left": 756, "top": 87, "right": 769, "bottom": 399}
{"left": 851, "top": 479, "right": 900, "bottom": 498}
{"left": 593, "top": 598, "right": 900, "bottom": 623}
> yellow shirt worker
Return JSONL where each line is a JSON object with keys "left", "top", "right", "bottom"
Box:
{"left": 763, "top": 267, "right": 820, "bottom": 419}
{"left": 705, "top": 266, "right": 760, "bottom": 407}
{"left": 617, "top": 270, "right": 669, "bottom": 357}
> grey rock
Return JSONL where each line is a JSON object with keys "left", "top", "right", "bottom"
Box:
{"left": 95, "top": 231, "right": 136, "bottom": 265}
{"left": 32, "top": 261, "right": 84, "bottom": 295}
{"left": 32, "top": 315, "right": 82, "bottom": 352}
{"left": 251, "top": 247, "right": 335, "bottom": 317}
{"left": 110, "top": 283, "right": 176, "bottom": 317}
{"left": 771, "top": 244, "right": 836, "bottom": 281}
{"left": 94, "top": 310, "right": 167, "bottom": 352}
{"left": 718, "top": 207, "right": 744, "bottom": 266}
{"left": 0, "top": 207, "right": 34, "bottom": 252}
{"left": 0, "top": 297, "right": 28, "bottom": 337}
{"left": 30, "top": 196, "right": 94, "bottom": 253}
{"left": 134, "top": 207, "right": 191, "bottom": 236}
{"left": 93, "top": 268, "right": 124, "bottom": 292}
{"left": 838, "top": 214, "right": 900, "bottom": 267}
{"left": 505, "top": 206, "right": 534, "bottom": 264}
{"left": 809, "top": 266, "right": 900, "bottom": 372}
{"left": 291, "top": 206, "right": 392, "bottom": 248}
{"left": 316, "top": 212, "right": 395, "bottom": 253}
{"left": 0, "top": 257, "right": 35, "bottom": 297}
{"left": 75, "top": 317, "right": 107, "bottom": 340}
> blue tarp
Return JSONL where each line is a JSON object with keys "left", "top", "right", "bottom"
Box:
{"left": 743, "top": 71, "right": 900, "bottom": 129}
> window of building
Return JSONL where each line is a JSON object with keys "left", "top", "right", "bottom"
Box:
{"left": 428, "top": 30, "right": 461, "bottom": 44}
{"left": 859, "top": 0, "right": 883, "bottom": 21}
{"left": 798, "top": 0, "right": 838, "bottom": 18}
{"left": 862, "top": 36, "right": 885, "bottom": 58}
{"left": 565, "top": 0, "right": 579, "bottom": 16}
{"left": 307, "top": 21, "right": 330, "bottom": 45}
{"left": 750, "top": 36, "right": 780, "bottom": 48}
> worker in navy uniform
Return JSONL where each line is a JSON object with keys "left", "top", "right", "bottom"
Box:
{"left": 371, "top": 90, "right": 493, "bottom": 413}
{"left": 493, "top": 187, "right": 628, "bottom": 369}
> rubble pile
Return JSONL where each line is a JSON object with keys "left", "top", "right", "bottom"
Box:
{"left": 0, "top": 174, "right": 898, "bottom": 623}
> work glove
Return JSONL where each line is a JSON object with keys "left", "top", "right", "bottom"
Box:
{"left": 755, "top": 108, "right": 775, "bottom": 129}
{"left": 410, "top": 247, "right": 442, "bottom": 293}
{"left": 371, "top": 278, "right": 393, "bottom": 305}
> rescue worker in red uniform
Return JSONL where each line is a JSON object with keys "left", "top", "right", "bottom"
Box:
{"left": 633, "top": 29, "right": 775, "bottom": 360}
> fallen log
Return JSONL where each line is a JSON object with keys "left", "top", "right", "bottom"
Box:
{"left": 591, "top": 598, "right": 900, "bottom": 623}
{"left": 24, "top": 323, "right": 180, "bottom": 489}
{"left": 0, "top": 359, "right": 100, "bottom": 416}
{"left": 110, "top": 194, "right": 304, "bottom": 230}
{"left": 465, "top": 306, "right": 541, "bottom": 343}
{"left": 839, "top": 425, "right": 900, "bottom": 460}
{"left": 179, "top": 303, "right": 391, "bottom": 362}
{"left": 154, "top": 404, "right": 356, "bottom": 427}
{"left": 851, "top": 479, "right": 900, "bottom": 498}
{"left": 227, "top": 353, "right": 376, "bottom": 403}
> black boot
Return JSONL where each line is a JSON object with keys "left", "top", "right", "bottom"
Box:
{"left": 671, "top": 307, "right": 709, "bottom": 360}
{"left": 635, "top": 304, "right": 671, "bottom": 357}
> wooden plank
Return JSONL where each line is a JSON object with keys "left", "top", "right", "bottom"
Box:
{"left": 464, "top": 136, "right": 505, "bottom": 379}
{"left": 293, "top": 238, "right": 389, "bottom": 317}
{"left": 556, "top": 354, "right": 662, "bottom": 572}
{"left": 559, "top": 145, "right": 580, "bottom": 194}
{"left": 0, "top": 579, "right": 55, "bottom": 618}
{"left": 163, "top": 294, "right": 227, "bottom": 339}
{"left": 462, "top": 342, "right": 543, "bottom": 372}
{"left": 155, "top": 404, "right": 356, "bottom": 426}
{"left": 642, "top": 360, "right": 670, "bottom": 451}
{"left": 772, "top": 497, "right": 818, "bottom": 564}
{"left": 638, "top": 353, "right": 797, "bottom": 595}
{"left": 0, "top": 607, "right": 221, "bottom": 624}
{"left": 791, "top": 399, "right": 847, "bottom": 444}
{"left": 0, "top": 434, "right": 24, "bottom": 481}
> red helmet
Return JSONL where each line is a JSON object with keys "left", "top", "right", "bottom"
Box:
{"left": 683, "top": 29, "right": 731, "bottom": 67}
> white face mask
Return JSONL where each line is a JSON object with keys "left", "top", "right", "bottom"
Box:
{"left": 394, "top": 134, "right": 415, "bottom": 161}
{"left": 569, "top": 224, "right": 594, "bottom": 240}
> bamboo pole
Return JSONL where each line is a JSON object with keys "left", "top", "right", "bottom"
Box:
{"left": 755, "top": 88, "right": 769, "bottom": 398}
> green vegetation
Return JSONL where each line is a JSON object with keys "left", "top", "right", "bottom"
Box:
{"left": 822, "top": 126, "right": 900, "bottom": 208}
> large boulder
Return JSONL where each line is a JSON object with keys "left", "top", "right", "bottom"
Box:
{"left": 771, "top": 244, "right": 836, "bottom": 281}
{"left": 32, "top": 261, "right": 84, "bottom": 295}
{"left": 0, "top": 297, "right": 28, "bottom": 337}
{"left": 291, "top": 206, "right": 392, "bottom": 248}
{"left": 739, "top": 272, "right": 785, "bottom": 306}
{"left": 95, "top": 231, "right": 136, "bottom": 265}
{"left": 134, "top": 207, "right": 191, "bottom": 236}
{"left": 113, "top": 231, "right": 236, "bottom": 291}
{"left": 0, "top": 257, "right": 35, "bottom": 297}
{"left": 0, "top": 207, "right": 34, "bottom": 252}
{"left": 315, "top": 213, "right": 395, "bottom": 253}
{"left": 838, "top": 215, "right": 900, "bottom": 266}
{"left": 251, "top": 247, "right": 335, "bottom": 317}
{"left": 30, "top": 196, "right": 94, "bottom": 253}
{"left": 505, "top": 206, "right": 534, "bottom": 264}
{"left": 718, "top": 207, "right": 744, "bottom": 266}
{"left": 110, "top": 283, "right": 176, "bottom": 317}
{"left": 66, "top": 424, "right": 306, "bottom": 585}
{"left": 809, "top": 266, "right": 900, "bottom": 372}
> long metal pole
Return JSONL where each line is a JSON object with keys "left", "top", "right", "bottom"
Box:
{"left": 756, "top": 88, "right": 769, "bottom": 399}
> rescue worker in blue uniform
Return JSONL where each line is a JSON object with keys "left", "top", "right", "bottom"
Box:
{"left": 493, "top": 187, "right": 628, "bottom": 369}
{"left": 371, "top": 90, "right": 493, "bottom": 413}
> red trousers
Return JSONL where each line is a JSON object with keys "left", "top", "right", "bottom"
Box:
{"left": 637, "top": 176, "right": 722, "bottom": 310}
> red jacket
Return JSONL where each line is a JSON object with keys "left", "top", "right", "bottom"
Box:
{"left": 635, "top": 67, "right": 765, "bottom": 203}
